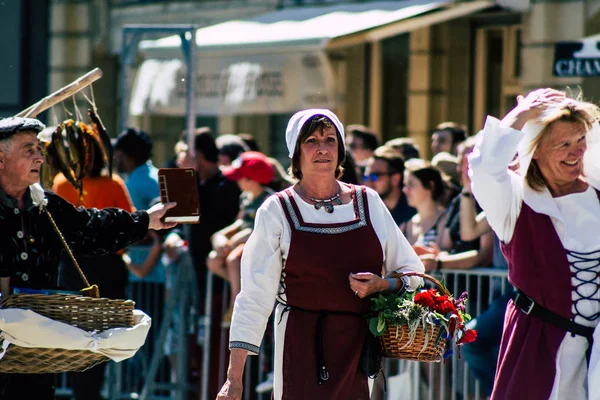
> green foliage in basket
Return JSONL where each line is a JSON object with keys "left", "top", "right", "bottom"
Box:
{"left": 367, "top": 286, "right": 477, "bottom": 358}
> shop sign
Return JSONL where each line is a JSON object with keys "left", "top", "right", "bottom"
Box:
{"left": 553, "top": 39, "right": 600, "bottom": 77}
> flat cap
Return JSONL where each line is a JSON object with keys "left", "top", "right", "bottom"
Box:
{"left": 0, "top": 117, "right": 46, "bottom": 140}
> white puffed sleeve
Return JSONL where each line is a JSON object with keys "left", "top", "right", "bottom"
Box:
{"left": 229, "top": 196, "right": 284, "bottom": 355}
{"left": 468, "top": 116, "right": 525, "bottom": 243}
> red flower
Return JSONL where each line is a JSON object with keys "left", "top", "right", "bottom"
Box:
{"left": 458, "top": 329, "right": 477, "bottom": 345}
{"left": 448, "top": 316, "right": 457, "bottom": 335}
{"left": 434, "top": 295, "right": 457, "bottom": 315}
{"left": 414, "top": 289, "right": 437, "bottom": 308}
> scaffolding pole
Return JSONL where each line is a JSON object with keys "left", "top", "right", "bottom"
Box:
{"left": 119, "top": 24, "right": 201, "bottom": 400}
{"left": 119, "top": 24, "right": 199, "bottom": 144}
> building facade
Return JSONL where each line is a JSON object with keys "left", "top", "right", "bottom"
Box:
{"left": 0, "top": 0, "right": 50, "bottom": 119}
{"left": 4, "top": 0, "right": 600, "bottom": 165}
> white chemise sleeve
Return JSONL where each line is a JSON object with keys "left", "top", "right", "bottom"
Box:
{"left": 229, "top": 196, "right": 284, "bottom": 355}
{"left": 468, "top": 116, "right": 525, "bottom": 243}
{"left": 365, "top": 188, "right": 424, "bottom": 290}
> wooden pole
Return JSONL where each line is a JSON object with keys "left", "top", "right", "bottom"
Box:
{"left": 15, "top": 68, "right": 103, "bottom": 118}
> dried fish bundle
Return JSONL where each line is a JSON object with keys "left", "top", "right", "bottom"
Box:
{"left": 41, "top": 110, "right": 114, "bottom": 197}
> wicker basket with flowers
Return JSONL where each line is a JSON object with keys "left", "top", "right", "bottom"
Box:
{"left": 367, "top": 272, "right": 477, "bottom": 362}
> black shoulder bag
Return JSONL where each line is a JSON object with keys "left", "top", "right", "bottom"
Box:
{"left": 360, "top": 330, "right": 383, "bottom": 378}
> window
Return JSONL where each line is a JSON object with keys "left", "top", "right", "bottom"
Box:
{"left": 382, "top": 34, "right": 410, "bottom": 141}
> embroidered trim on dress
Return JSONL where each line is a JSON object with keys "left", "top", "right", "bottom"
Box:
{"left": 281, "top": 188, "right": 367, "bottom": 234}
{"left": 230, "top": 341, "right": 260, "bottom": 354}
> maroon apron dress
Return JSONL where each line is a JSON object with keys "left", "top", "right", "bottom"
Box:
{"left": 493, "top": 190, "right": 600, "bottom": 399}
{"left": 275, "top": 185, "right": 384, "bottom": 400}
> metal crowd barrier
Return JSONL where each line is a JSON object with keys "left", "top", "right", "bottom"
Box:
{"left": 376, "top": 268, "right": 511, "bottom": 400}
{"left": 55, "top": 266, "right": 510, "bottom": 400}
{"left": 55, "top": 255, "right": 200, "bottom": 400}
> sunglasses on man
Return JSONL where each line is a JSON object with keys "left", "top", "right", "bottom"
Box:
{"left": 363, "top": 172, "right": 393, "bottom": 182}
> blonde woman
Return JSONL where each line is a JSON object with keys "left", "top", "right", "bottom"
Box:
{"left": 469, "top": 89, "right": 600, "bottom": 399}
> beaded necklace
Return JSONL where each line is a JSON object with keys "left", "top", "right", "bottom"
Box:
{"left": 296, "top": 185, "right": 343, "bottom": 214}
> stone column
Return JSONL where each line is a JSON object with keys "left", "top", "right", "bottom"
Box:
{"left": 407, "top": 26, "right": 435, "bottom": 159}
{"left": 520, "top": 0, "right": 586, "bottom": 93}
{"left": 406, "top": 20, "right": 473, "bottom": 158}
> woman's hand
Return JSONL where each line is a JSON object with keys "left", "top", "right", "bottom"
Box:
{"left": 500, "top": 88, "right": 566, "bottom": 131}
{"left": 349, "top": 272, "right": 385, "bottom": 298}
{"left": 413, "top": 243, "right": 440, "bottom": 258}
{"left": 216, "top": 378, "right": 243, "bottom": 400}
{"left": 163, "top": 233, "right": 183, "bottom": 261}
{"left": 226, "top": 238, "right": 240, "bottom": 251}
{"left": 461, "top": 157, "right": 472, "bottom": 190}
{"left": 212, "top": 234, "right": 230, "bottom": 256}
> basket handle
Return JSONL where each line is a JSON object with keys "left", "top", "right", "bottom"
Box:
{"left": 389, "top": 271, "right": 451, "bottom": 296}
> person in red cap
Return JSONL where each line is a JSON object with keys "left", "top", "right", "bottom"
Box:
{"left": 207, "top": 151, "right": 275, "bottom": 325}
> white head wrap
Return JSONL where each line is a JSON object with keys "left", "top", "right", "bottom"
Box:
{"left": 285, "top": 109, "right": 345, "bottom": 158}
{"left": 514, "top": 101, "right": 600, "bottom": 189}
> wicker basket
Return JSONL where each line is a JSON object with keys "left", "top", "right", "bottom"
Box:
{"left": 379, "top": 272, "right": 449, "bottom": 362}
{"left": 0, "top": 294, "right": 136, "bottom": 374}
{"left": 0, "top": 199, "right": 140, "bottom": 374}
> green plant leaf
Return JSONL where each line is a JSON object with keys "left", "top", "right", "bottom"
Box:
{"left": 369, "top": 317, "right": 382, "bottom": 336}
{"left": 434, "top": 327, "right": 444, "bottom": 347}
{"left": 377, "top": 314, "right": 386, "bottom": 333}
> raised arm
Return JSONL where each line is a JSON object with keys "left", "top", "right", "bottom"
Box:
{"left": 468, "top": 117, "right": 524, "bottom": 243}
{"left": 459, "top": 160, "right": 491, "bottom": 242}
{"left": 124, "top": 231, "right": 163, "bottom": 279}
{"left": 469, "top": 89, "right": 566, "bottom": 243}
{"left": 459, "top": 196, "right": 491, "bottom": 242}
{"left": 49, "top": 191, "right": 175, "bottom": 256}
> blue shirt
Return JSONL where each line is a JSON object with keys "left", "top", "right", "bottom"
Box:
{"left": 124, "top": 161, "right": 161, "bottom": 283}
{"left": 125, "top": 161, "right": 159, "bottom": 211}
{"left": 127, "top": 245, "right": 166, "bottom": 284}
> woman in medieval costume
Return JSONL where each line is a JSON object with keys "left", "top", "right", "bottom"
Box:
{"left": 468, "top": 88, "right": 600, "bottom": 399}
{"left": 216, "top": 109, "right": 424, "bottom": 400}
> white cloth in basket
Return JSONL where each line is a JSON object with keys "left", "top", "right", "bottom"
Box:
{"left": 0, "top": 308, "right": 151, "bottom": 362}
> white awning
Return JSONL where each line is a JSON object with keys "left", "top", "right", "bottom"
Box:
{"left": 140, "top": 0, "right": 451, "bottom": 54}
{"left": 131, "top": 0, "right": 494, "bottom": 116}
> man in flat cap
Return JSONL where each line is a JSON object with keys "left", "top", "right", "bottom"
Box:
{"left": 0, "top": 117, "right": 177, "bottom": 399}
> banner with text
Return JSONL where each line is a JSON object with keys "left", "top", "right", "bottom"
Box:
{"left": 130, "top": 51, "right": 337, "bottom": 116}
